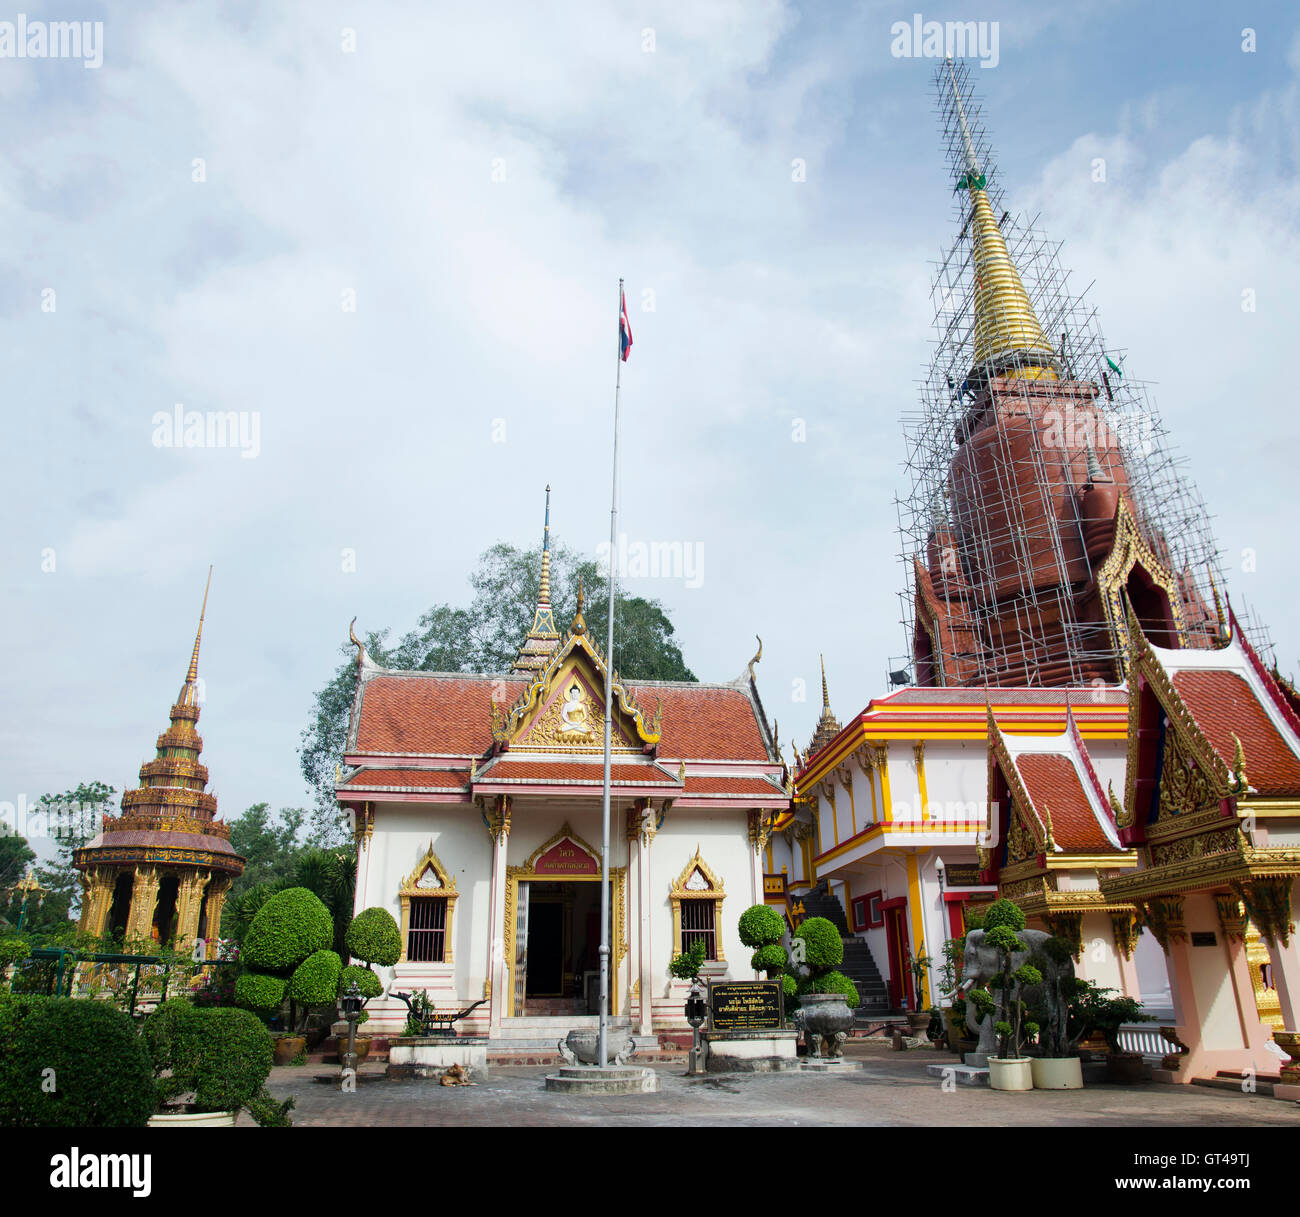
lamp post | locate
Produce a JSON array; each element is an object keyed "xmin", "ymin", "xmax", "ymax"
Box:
[
  {"xmin": 684, "ymin": 980, "xmax": 708, "ymax": 1076},
  {"xmin": 9, "ymin": 867, "xmax": 47, "ymax": 933},
  {"xmin": 340, "ymin": 981, "xmax": 363, "ymax": 1081}
]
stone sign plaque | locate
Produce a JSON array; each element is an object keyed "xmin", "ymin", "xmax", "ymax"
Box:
[{"xmin": 708, "ymin": 980, "xmax": 784, "ymax": 1032}]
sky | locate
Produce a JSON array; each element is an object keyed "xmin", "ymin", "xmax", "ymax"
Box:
[{"xmin": 3, "ymin": 1, "xmax": 1299, "ymax": 858}]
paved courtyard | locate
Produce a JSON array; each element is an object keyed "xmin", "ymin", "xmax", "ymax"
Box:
[{"xmin": 246, "ymin": 1040, "xmax": 1300, "ymax": 1127}]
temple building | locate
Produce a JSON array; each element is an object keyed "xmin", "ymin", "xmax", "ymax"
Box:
[
  {"xmin": 74, "ymin": 573, "xmax": 244, "ymax": 952},
  {"xmin": 787, "ymin": 61, "xmax": 1299, "ymax": 1090},
  {"xmin": 335, "ymin": 497, "xmax": 791, "ymax": 1040}
]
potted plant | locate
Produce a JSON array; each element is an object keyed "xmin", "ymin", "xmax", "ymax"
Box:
[
  {"xmin": 738, "ymin": 903, "xmax": 789, "ymax": 984},
  {"xmin": 906, "ymin": 951, "xmax": 933, "ymax": 1034},
  {"xmin": 1089, "ymin": 991, "xmax": 1152, "ymax": 1083},
  {"xmin": 232, "ymin": 886, "xmax": 338, "ymax": 1063},
  {"xmin": 1026, "ymin": 936, "xmax": 1090, "ymax": 1089},
  {"xmin": 937, "ymin": 936, "xmax": 968, "ymax": 1052},
  {"xmin": 143, "ymin": 998, "xmax": 284, "ymax": 1126},
  {"xmin": 789, "ymin": 917, "xmax": 858, "ymax": 1058},
  {"xmin": 980, "ymin": 899, "xmax": 1040, "ymax": 1091},
  {"xmin": 331, "ymin": 906, "xmax": 402, "ymax": 1063}
]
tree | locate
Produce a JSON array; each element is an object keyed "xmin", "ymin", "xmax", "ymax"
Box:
[
  {"xmin": 29, "ymin": 781, "xmax": 116, "ymax": 923},
  {"xmin": 299, "ymin": 540, "xmax": 697, "ymax": 830},
  {"xmin": 227, "ymin": 803, "xmax": 313, "ymax": 904}
]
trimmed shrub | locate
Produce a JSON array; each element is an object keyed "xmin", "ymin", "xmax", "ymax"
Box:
[
  {"xmin": 188, "ymin": 1008, "xmax": 273, "ymax": 1113},
  {"xmin": 339, "ymin": 964, "xmax": 383, "ymax": 1001},
  {"xmin": 751, "ymin": 944, "xmax": 788, "ymax": 976},
  {"xmin": 781, "ymin": 973, "xmax": 798, "ymax": 1004},
  {"xmin": 0, "ymin": 996, "xmax": 153, "ymax": 1126},
  {"xmin": 143, "ymin": 998, "xmax": 203, "ymax": 1101},
  {"xmin": 288, "ymin": 949, "xmax": 342, "ymax": 1006},
  {"xmin": 242, "ymin": 887, "xmax": 333, "ymax": 973},
  {"xmin": 792, "ymin": 917, "xmax": 843, "ymax": 969},
  {"xmin": 802, "ymin": 969, "xmax": 860, "ymax": 1009},
  {"xmin": 246, "ymin": 1086, "xmax": 295, "ymax": 1127},
  {"xmin": 234, "ymin": 971, "xmax": 286, "ymax": 1014},
  {"xmin": 981, "ymin": 897, "xmax": 1026, "ymax": 934},
  {"xmin": 345, "ymin": 907, "xmax": 402, "ymax": 968},
  {"xmin": 737, "ymin": 904, "xmax": 785, "ymax": 949}
]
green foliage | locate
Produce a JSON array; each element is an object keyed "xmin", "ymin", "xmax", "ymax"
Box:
[
  {"xmin": 339, "ymin": 964, "xmax": 383, "ymax": 1001},
  {"xmin": 1087, "ymin": 990, "xmax": 1153, "ymax": 1053},
  {"xmin": 968, "ymin": 988, "xmax": 995, "ymax": 1021},
  {"xmin": 299, "ymin": 541, "xmax": 697, "ymax": 830},
  {"xmin": 781, "ymin": 973, "xmax": 798, "ymax": 1005},
  {"xmin": 669, "ymin": 940, "xmax": 708, "ymax": 984},
  {"xmin": 737, "ymin": 903, "xmax": 785, "ymax": 949},
  {"xmin": 938, "ymin": 936, "xmax": 966, "ymax": 998},
  {"xmin": 146, "ymin": 1001, "xmax": 273, "ymax": 1115},
  {"xmin": 242, "ymin": 887, "xmax": 333, "ymax": 972},
  {"xmin": 345, "ymin": 907, "xmax": 402, "ymax": 968},
  {"xmin": 751, "ymin": 943, "xmax": 788, "ymax": 977},
  {"xmin": 0, "ymin": 936, "xmax": 31, "ymax": 979},
  {"xmin": 792, "ymin": 917, "xmax": 843, "ymax": 969},
  {"xmin": 246, "ymin": 1086, "xmax": 295, "ymax": 1127},
  {"xmin": 143, "ymin": 998, "xmax": 203, "ymax": 1099},
  {"xmin": 288, "ymin": 950, "xmax": 342, "ymax": 1006},
  {"xmin": 234, "ymin": 971, "xmax": 287, "ymax": 1014},
  {"xmin": 801, "ymin": 969, "xmax": 860, "ymax": 1009},
  {"xmin": 984, "ymin": 924, "xmax": 1022, "ymax": 954},
  {"xmin": 0, "ymin": 995, "xmax": 154, "ymax": 1126},
  {"xmin": 981, "ymin": 898, "xmax": 1026, "ymax": 933},
  {"xmin": 1014, "ymin": 964, "xmax": 1043, "ymax": 988}
]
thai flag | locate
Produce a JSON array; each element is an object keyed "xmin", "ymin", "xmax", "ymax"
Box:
[{"xmin": 620, "ymin": 287, "xmax": 633, "ymax": 362}]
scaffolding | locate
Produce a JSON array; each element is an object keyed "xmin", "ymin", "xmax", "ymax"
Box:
[{"xmin": 893, "ymin": 60, "xmax": 1238, "ymax": 688}]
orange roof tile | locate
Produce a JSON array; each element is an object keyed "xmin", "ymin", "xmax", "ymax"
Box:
[
  {"xmin": 340, "ymin": 768, "xmax": 468, "ymax": 789},
  {"xmin": 682, "ymin": 775, "xmax": 785, "ymax": 797},
  {"xmin": 477, "ymin": 759, "xmax": 679, "ymax": 785},
  {"xmin": 629, "ymin": 684, "xmax": 769, "ymax": 760},
  {"xmin": 1013, "ymin": 753, "xmax": 1111, "ymax": 851},
  {"xmin": 1171, "ymin": 670, "xmax": 1300, "ymax": 797}
]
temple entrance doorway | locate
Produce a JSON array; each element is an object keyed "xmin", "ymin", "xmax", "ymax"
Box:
[{"xmin": 516, "ymin": 880, "xmax": 606, "ymax": 1016}]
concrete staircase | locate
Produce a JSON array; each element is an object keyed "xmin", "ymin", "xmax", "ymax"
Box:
[{"xmin": 797, "ymin": 881, "xmax": 891, "ymax": 1021}]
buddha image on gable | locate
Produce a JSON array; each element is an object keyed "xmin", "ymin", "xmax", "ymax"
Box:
[{"xmin": 559, "ymin": 681, "xmax": 591, "ymax": 735}]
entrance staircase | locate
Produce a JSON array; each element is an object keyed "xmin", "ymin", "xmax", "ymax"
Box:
[{"xmin": 797, "ymin": 881, "xmax": 891, "ymax": 1023}]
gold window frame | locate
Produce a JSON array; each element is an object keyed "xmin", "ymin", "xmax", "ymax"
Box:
[
  {"xmin": 398, "ymin": 844, "xmax": 458, "ymax": 963},
  {"xmin": 670, "ymin": 846, "xmax": 726, "ymax": 962}
]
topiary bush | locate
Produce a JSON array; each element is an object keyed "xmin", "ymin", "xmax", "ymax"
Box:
[
  {"xmin": 234, "ymin": 971, "xmax": 287, "ymax": 1015},
  {"xmin": 345, "ymin": 907, "xmax": 402, "ymax": 968},
  {"xmin": 751, "ymin": 943, "xmax": 788, "ymax": 975},
  {"xmin": 288, "ymin": 949, "xmax": 342, "ymax": 1006},
  {"xmin": 242, "ymin": 887, "xmax": 333, "ymax": 973},
  {"xmin": 737, "ymin": 904, "xmax": 785, "ymax": 949},
  {"xmin": 792, "ymin": 917, "xmax": 843, "ymax": 969},
  {"xmin": 802, "ymin": 969, "xmax": 860, "ymax": 1009},
  {"xmin": 0, "ymin": 995, "xmax": 154, "ymax": 1126},
  {"xmin": 339, "ymin": 964, "xmax": 383, "ymax": 1001},
  {"xmin": 145, "ymin": 1000, "xmax": 275, "ymax": 1118},
  {"xmin": 981, "ymin": 897, "xmax": 1026, "ymax": 934}
]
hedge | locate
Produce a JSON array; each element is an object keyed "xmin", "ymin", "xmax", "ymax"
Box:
[
  {"xmin": 792, "ymin": 917, "xmax": 843, "ymax": 969},
  {"xmin": 345, "ymin": 907, "xmax": 402, "ymax": 968},
  {"xmin": 144, "ymin": 1000, "xmax": 272, "ymax": 1114},
  {"xmin": 288, "ymin": 949, "xmax": 342, "ymax": 1006},
  {"xmin": 242, "ymin": 887, "xmax": 333, "ymax": 973},
  {"xmin": 0, "ymin": 996, "xmax": 154, "ymax": 1126}
]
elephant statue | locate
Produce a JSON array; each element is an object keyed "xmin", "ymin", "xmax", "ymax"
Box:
[{"xmin": 957, "ymin": 928, "xmax": 1073, "ymax": 1058}]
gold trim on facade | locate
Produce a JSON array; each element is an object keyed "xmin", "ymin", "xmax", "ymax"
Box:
[
  {"xmin": 669, "ymin": 846, "xmax": 726, "ymax": 963},
  {"xmin": 397, "ymin": 843, "xmax": 459, "ymax": 964}
]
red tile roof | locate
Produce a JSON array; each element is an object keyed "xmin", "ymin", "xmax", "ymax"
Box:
[
  {"xmin": 1013, "ymin": 753, "xmax": 1112, "ymax": 851},
  {"xmin": 340, "ymin": 768, "xmax": 468, "ymax": 789},
  {"xmin": 628, "ymin": 684, "xmax": 769, "ymax": 760},
  {"xmin": 682, "ymin": 776, "xmax": 784, "ymax": 796},
  {"xmin": 1171, "ymin": 670, "xmax": 1300, "ymax": 797},
  {"xmin": 476, "ymin": 759, "xmax": 679, "ymax": 785}
]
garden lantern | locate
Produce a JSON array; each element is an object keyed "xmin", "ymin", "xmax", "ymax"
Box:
[
  {"xmin": 340, "ymin": 980, "xmax": 363, "ymax": 1079},
  {"xmin": 684, "ymin": 980, "xmax": 708, "ymax": 1076}
]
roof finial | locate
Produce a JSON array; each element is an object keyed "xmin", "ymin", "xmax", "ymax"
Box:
[
  {"xmin": 1207, "ymin": 565, "xmax": 1228, "ymax": 643},
  {"xmin": 1083, "ymin": 440, "xmax": 1107, "ymax": 488},
  {"xmin": 511, "ymin": 489, "xmax": 562, "ymax": 671},
  {"xmin": 570, "ymin": 576, "xmax": 587, "ymax": 635},
  {"xmin": 820, "ymin": 653, "xmax": 830, "ymax": 708},
  {"xmin": 539, "ymin": 485, "xmax": 553, "ymax": 606},
  {"xmin": 185, "ymin": 566, "xmax": 212, "ymax": 687}
]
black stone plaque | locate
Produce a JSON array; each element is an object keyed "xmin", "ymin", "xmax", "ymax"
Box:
[{"xmin": 708, "ymin": 980, "xmax": 784, "ymax": 1031}]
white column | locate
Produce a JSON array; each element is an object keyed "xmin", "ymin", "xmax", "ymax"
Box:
[
  {"xmin": 637, "ymin": 810, "xmax": 655, "ymax": 1036},
  {"xmin": 486, "ymin": 799, "xmax": 510, "ymax": 1038}
]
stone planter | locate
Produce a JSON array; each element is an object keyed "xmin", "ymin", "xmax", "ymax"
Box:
[
  {"xmin": 1272, "ymin": 1030, "xmax": 1300, "ymax": 1082},
  {"xmin": 1105, "ymin": 1051, "xmax": 1145, "ymax": 1084},
  {"xmin": 906, "ymin": 1010, "xmax": 932, "ymax": 1036},
  {"xmin": 559, "ymin": 1027, "xmax": 636, "ymax": 1066},
  {"xmin": 148, "ymin": 1109, "xmax": 237, "ymax": 1127},
  {"xmin": 1031, "ymin": 1057, "xmax": 1083, "ymax": 1090},
  {"xmin": 987, "ymin": 1057, "xmax": 1033, "ymax": 1091},
  {"xmin": 272, "ymin": 1034, "xmax": 307, "ymax": 1065},
  {"xmin": 798, "ymin": 993, "xmax": 854, "ymax": 1059}
]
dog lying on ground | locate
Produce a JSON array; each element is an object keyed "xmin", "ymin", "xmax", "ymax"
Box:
[{"xmin": 439, "ymin": 1064, "xmax": 476, "ymax": 1086}]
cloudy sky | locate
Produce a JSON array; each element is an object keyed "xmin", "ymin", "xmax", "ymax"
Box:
[{"xmin": 4, "ymin": 1, "xmax": 1298, "ymax": 851}]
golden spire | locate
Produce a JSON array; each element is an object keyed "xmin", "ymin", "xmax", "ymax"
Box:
[
  {"xmin": 511, "ymin": 488, "xmax": 561, "ymax": 672},
  {"xmin": 179, "ymin": 566, "xmax": 212, "ymax": 707},
  {"xmin": 945, "ymin": 59, "xmax": 1057, "ymax": 382},
  {"xmin": 539, "ymin": 484, "xmax": 552, "ymax": 606},
  {"xmin": 807, "ymin": 654, "xmax": 842, "ymax": 759},
  {"xmin": 570, "ymin": 576, "xmax": 587, "ymax": 635},
  {"xmin": 820, "ymin": 653, "xmax": 830, "ymax": 708}
]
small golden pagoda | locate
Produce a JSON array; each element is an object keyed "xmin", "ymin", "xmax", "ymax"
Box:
[
  {"xmin": 74, "ymin": 571, "xmax": 244, "ymax": 952},
  {"xmin": 805, "ymin": 656, "xmax": 842, "ymax": 759}
]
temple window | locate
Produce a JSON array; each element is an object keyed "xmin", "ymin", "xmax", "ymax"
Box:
[
  {"xmin": 397, "ymin": 844, "xmax": 459, "ymax": 964},
  {"xmin": 669, "ymin": 848, "xmax": 726, "ymax": 964}
]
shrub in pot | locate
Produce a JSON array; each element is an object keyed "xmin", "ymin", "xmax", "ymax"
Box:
[
  {"xmin": 789, "ymin": 917, "xmax": 858, "ymax": 1057},
  {"xmin": 334, "ymin": 906, "xmax": 400, "ymax": 1056},
  {"xmin": 0, "ymin": 994, "xmax": 154, "ymax": 1126},
  {"xmin": 1088, "ymin": 992, "xmax": 1152, "ymax": 1083},
  {"xmin": 937, "ymin": 936, "xmax": 969, "ymax": 1051},
  {"xmin": 1025, "ymin": 936, "xmax": 1090, "ymax": 1089},
  {"xmin": 981, "ymin": 899, "xmax": 1041, "ymax": 1091}
]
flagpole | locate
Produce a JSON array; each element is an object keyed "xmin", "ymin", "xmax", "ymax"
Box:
[{"xmin": 599, "ymin": 279, "xmax": 624, "ymax": 1070}]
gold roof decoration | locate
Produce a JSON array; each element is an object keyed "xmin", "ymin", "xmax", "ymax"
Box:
[
  {"xmin": 511, "ymin": 485, "xmax": 562, "ymax": 673},
  {"xmin": 806, "ymin": 655, "xmax": 842, "ymax": 759},
  {"xmin": 570, "ymin": 575, "xmax": 587, "ymax": 636},
  {"xmin": 946, "ymin": 58, "xmax": 1057, "ymax": 382}
]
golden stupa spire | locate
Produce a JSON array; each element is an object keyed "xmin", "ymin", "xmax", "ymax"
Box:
[
  {"xmin": 511, "ymin": 488, "xmax": 562, "ymax": 672},
  {"xmin": 945, "ymin": 58, "xmax": 1057, "ymax": 382},
  {"xmin": 807, "ymin": 654, "xmax": 842, "ymax": 759},
  {"xmin": 178, "ymin": 566, "xmax": 212, "ymax": 707},
  {"xmin": 821, "ymin": 653, "xmax": 831, "ymax": 708},
  {"xmin": 538, "ymin": 484, "xmax": 552, "ymax": 605}
]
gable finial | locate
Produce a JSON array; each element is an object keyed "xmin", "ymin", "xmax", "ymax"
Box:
[{"xmin": 570, "ymin": 576, "xmax": 587, "ymax": 635}]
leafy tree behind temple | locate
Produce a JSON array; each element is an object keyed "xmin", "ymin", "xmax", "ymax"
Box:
[{"xmin": 299, "ymin": 541, "xmax": 697, "ymax": 833}]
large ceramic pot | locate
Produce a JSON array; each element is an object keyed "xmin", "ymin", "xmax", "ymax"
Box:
[
  {"xmin": 1031, "ymin": 1056, "xmax": 1083, "ymax": 1090},
  {"xmin": 987, "ymin": 1057, "xmax": 1033, "ymax": 1091},
  {"xmin": 906, "ymin": 1010, "xmax": 932, "ymax": 1035},
  {"xmin": 148, "ymin": 1109, "xmax": 237, "ymax": 1127},
  {"xmin": 272, "ymin": 1034, "xmax": 307, "ymax": 1066},
  {"xmin": 561, "ymin": 1027, "xmax": 636, "ymax": 1066},
  {"xmin": 800, "ymin": 993, "xmax": 855, "ymax": 1059},
  {"xmin": 1271, "ymin": 1030, "xmax": 1300, "ymax": 1082},
  {"xmin": 1105, "ymin": 1051, "xmax": 1145, "ymax": 1084}
]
